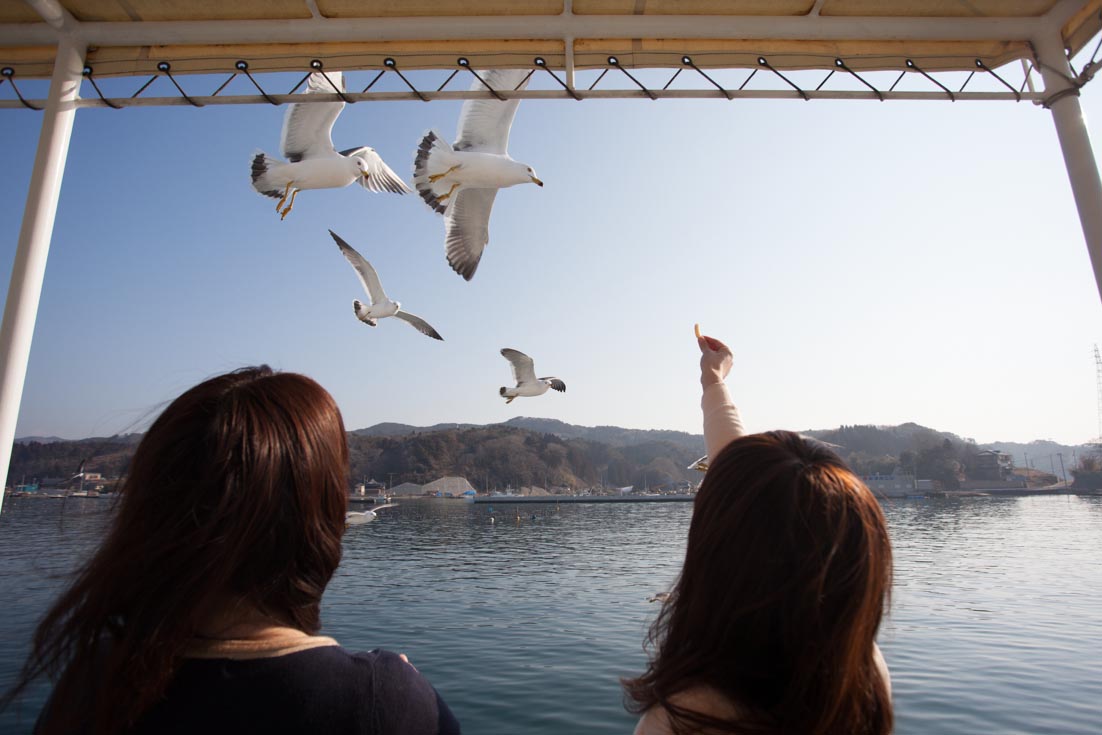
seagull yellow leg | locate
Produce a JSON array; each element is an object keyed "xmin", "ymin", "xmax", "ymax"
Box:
[
  {"xmin": 280, "ymin": 188, "xmax": 300, "ymax": 220},
  {"xmin": 427, "ymin": 165, "xmax": 460, "ymax": 184},
  {"xmin": 506, "ymin": 396, "xmax": 515, "ymax": 404},
  {"xmin": 437, "ymin": 182, "xmax": 460, "ymax": 203},
  {"xmin": 275, "ymin": 181, "xmax": 293, "ymax": 212}
]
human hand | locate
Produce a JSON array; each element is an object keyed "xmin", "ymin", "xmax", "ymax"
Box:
[
  {"xmin": 696, "ymin": 326, "xmax": 732, "ymax": 388},
  {"xmin": 399, "ymin": 653, "xmax": 418, "ymax": 671}
]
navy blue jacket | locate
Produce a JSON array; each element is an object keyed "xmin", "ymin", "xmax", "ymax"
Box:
[{"xmin": 39, "ymin": 646, "xmax": 461, "ymax": 735}]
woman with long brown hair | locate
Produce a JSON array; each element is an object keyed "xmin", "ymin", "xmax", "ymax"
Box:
[
  {"xmin": 625, "ymin": 334, "xmax": 893, "ymax": 735},
  {"xmin": 2, "ymin": 366, "xmax": 459, "ymax": 735}
]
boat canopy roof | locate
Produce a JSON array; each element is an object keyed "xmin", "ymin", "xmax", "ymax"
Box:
[{"xmin": 2, "ymin": 0, "xmax": 1100, "ymax": 79}]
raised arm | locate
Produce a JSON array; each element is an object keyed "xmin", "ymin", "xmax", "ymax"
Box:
[{"xmin": 698, "ymin": 332, "xmax": 744, "ymax": 461}]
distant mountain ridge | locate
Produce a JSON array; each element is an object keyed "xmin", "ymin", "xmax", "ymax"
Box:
[
  {"xmin": 352, "ymin": 416, "xmax": 706, "ymax": 452},
  {"xmin": 979, "ymin": 439, "xmax": 1090, "ymax": 469},
  {"xmin": 13, "ymin": 436, "xmax": 68, "ymax": 445},
  {"xmin": 352, "ymin": 417, "xmax": 1092, "ymax": 465},
  {"xmin": 12, "ymin": 421, "xmax": 1093, "ymax": 489},
  {"xmin": 805, "ymin": 422, "xmax": 966, "ymax": 458}
]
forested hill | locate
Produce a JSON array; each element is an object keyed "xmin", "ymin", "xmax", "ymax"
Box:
[
  {"xmin": 347, "ymin": 426, "xmax": 701, "ymax": 489},
  {"xmin": 8, "ymin": 426, "xmax": 704, "ymax": 491},
  {"xmin": 352, "ymin": 416, "xmax": 706, "ymax": 452},
  {"xmin": 8, "ymin": 434, "xmax": 142, "ymax": 485},
  {"xmin": 9, "ymin": 419, "xmax": 1091, "ymax": 490},
  {"xmin": 801, "ymin": 424, "xmax": 1091, "ymax": 489},
  {"xmin": 806, "ymin": 422, "xmax": 959, "ymax": 456}
]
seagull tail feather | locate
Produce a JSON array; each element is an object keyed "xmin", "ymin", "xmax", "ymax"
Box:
[
  {"xmin": 250, "ymin": 151, "xmax": 284, "ymax": 199},
  {"xmin": 413, "ymin": 130, "xmax": 455, "ymax": 215},
  {"xmin": 353, "ymin": 300, "xmax": 377, "ymax": 326}
]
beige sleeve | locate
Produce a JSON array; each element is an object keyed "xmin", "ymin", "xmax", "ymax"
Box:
[
  {"xmin": 873, "ymin": 643, "xmax": 892, "ymax": 702},
  {"xmin": 702, "ymin": 382, "xmax": 744, "ymax": 461}
]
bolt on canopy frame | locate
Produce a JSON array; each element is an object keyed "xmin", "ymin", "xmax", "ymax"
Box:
[{"xmin": 1, "ymin": 0, "xmax": 1101, "ymax": 512}]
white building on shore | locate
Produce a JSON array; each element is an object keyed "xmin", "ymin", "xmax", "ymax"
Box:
[{"xmin": 423, "ymin": 477, "xmax": 476, "ymax": 497}]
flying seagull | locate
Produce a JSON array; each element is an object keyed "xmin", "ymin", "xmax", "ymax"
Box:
[
  {"xmin": 346, "ymin": 503, "xmax": 398, "ymax": 526},
  {"xmin": 499, "ymin": 348, "xmax": 565, "ymax": 404},
  {"xmin": 413, "ymin": 69, "xmax": 543, "ymax": 280},
  {"xmin": 251, "ymin": 70, "xmax": 410, "ymax": 219},
  {"xmin": 329, "ymin": 231, "xmax": 443, "ymax": 341}
]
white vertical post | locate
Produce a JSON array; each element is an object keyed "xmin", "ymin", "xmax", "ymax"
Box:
[
  {"xmin": 0, "ymin": 37, "xmax": 85, "ymax": 513},
  {"xmin": 1033, "ymin": 30, "xmax": 1102, "ymax": 305},
  {"xmin": 562, "ymin": 0, "xmax": 575, "ymax": 89}
]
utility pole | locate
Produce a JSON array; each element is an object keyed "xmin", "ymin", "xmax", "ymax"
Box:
[
  {"xmin": 388, "ymin": 472, "xmax": 396, "ymax": 490},
  {"xmin": 1058, "ymin": 453, "xmax": 1067, "ymax": 487},
  {"xmin": 1095, "ymin": 345, "xmax": 1102, "ymax": 442}
]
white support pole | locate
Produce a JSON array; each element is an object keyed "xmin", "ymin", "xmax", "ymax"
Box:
[
  {"xmin": 1033, "ymin": 30, "xmax": 1102, "ymax": 305},
  {"xmin": 0, "ymin": 37, "xmax": 84, "ymax": 512}
]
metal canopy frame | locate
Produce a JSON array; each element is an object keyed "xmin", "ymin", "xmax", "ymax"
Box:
[
  {"xmin": 1, "ymin": 0, "xmax": 1101, "ymax": 511},
  {"xmin": 0, "ymin": 57, "xmax": 1066, "ymax": 107}
]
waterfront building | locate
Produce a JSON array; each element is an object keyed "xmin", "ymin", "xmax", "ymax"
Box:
[
  {"xmin": 423, "ymin": 477, "xmax": 476, "ymax": 497},
  {"xmin": 971, "ymin": 450, "xmax": 1015, "ymax": 481},
  {"xmin": 388, "ymin": 482, "xmax": 424, "ymax": 497},
  {"xmin": 862, "ymin": 472, "xmax": 917, "ymax": 498}
]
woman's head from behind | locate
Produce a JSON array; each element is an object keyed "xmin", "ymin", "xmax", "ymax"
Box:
[
  {"xmin": 628, "ymin": 431, "xmax": 892, "ymax": 735},
  {"xmin": 20, "ymin": 366, "xmax": 349, "ymax": 733},
  {"xmin": 112, "ymin": 365, "xmax": 349, "ymax": 630}
]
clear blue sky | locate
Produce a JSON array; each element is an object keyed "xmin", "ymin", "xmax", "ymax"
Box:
[{"xmin": 2, "ymin": 60, "xmax": 1102, "ymax": 445}]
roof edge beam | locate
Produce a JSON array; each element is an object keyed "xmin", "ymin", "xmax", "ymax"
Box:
[
  {"xmin": 0, "ymin": 15, "xmax": 1052, "ymax": 48},
  {"xmin": 1044, "ymin": 0, "xmax": 1097, "ymax": 35},
  {"xmin": 22, "ymin": 0, "xmax": 77, "ymax": 34}
]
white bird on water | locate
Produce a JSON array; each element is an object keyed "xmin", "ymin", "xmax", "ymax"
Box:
[
  {"xmin": 328, "ymin": 231, "xmax": 444, "ymax": 341},
  {"xmin": 346, "ymin": 503, "xmax": 399, "ymax": 526},
  {"xmin": 251, "ymin": 70, "xmax": 410, "ymax": 219},
  {"xmin": 413, "ymin": 69, "xmax": 543, "ymax": 280},
  {"xmin": 499, "ymin": 348, "xmax": 566, "ymax": 404}
]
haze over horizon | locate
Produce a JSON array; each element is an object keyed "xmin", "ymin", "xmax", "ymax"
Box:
[{"xmin": 3, "ymin": 60, "xmax": 1102, "ymax": 447}]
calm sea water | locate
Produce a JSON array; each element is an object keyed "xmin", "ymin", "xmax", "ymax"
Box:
[{"xmin": 1, "ymin": 495, "xmax": 1100, "ymax": 734}]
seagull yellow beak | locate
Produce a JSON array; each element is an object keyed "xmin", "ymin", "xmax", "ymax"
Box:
[{"xmin": 530, "ymin": 176, "xmax": 544, "ymax": 187}]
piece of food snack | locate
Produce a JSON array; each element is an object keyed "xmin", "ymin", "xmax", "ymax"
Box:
[{"xmin": 694, "ymin": 323, "xmax": 702, "ymax": 339}]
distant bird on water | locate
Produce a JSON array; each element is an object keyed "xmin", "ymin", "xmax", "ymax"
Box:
[
  {"xmin": 499, "ymin": 348, "xmax": 565, "ymax": 404},
  {"xmin": 346, "ymin": 503, "xmax": 398, "ymax": 526},
  {"xmin": 251, "ymin": 70, "xmax": 410, "ymax": 219},
  {"xmin": 328, "ymin": 231, "xmax": 443, "ymax": 341},
  {"xmin": 413, "ymin": 69, "xmax": 543, "ymax": 280}
]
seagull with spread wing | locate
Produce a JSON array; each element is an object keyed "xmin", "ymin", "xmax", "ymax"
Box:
[
  {"xmin": 499, "ymin": 348, "xmax": 565, "ymax": 404},
  {"xmin": 346, "ymin": 503, "xmax": 398, "ymax": 526},
  {"xmin": 413, "ymin": 69, "xmax": 543, "ymax": 280},
  {"xmin": 329, "ymin": 230, "xmax": 443, "ymax": 341},
  {"xmin": 251, "ymin": 70, "xmax": 410, "ymax": 219}
]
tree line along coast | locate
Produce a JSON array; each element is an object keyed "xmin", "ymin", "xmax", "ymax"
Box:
[{"xmin": 7, "ymin": 418, "xmax": 1100, "ymax": 498}]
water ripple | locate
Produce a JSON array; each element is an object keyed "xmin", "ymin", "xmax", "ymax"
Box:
[{"xmin": 1, "ymin": 496, "xmax": 1100, "ymax": 734}]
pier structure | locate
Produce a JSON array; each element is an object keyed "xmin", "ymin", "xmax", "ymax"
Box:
[{"xmin": 470, "ymin": 494, "xmax": 694, "ymax": 505}]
